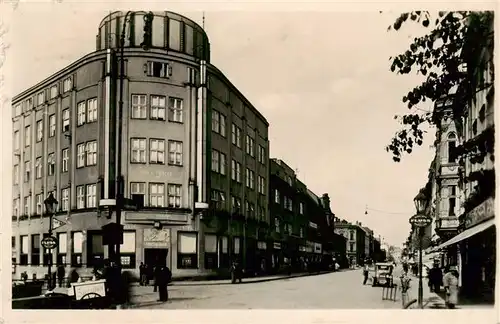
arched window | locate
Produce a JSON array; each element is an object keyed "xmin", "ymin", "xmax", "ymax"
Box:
[{"xmin": 447, "ymin": 132, "xmax": 457, "ymax": 163}]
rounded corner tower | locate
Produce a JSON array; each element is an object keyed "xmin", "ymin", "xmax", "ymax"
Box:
[{"xmin": 96, "ymin": 10, "xmax": 210, "ymax": 63}]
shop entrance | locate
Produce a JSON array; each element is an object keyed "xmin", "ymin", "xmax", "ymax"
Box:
[{"xmin": 144, "ymin": 248, "xmax": 169, "ymax": 268}]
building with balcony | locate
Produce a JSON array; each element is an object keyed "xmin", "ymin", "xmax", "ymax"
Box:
[
  {"xmin": 11, "ymin": 10, "xmax": 269, "ymax": 280},
  {"xmin": 430, "ymin": 13, "xmax": 495, "ymax": 303}
]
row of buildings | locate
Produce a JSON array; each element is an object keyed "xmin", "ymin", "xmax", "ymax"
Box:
[
  {"xmin": 11, "ymin": 11, "xmax": 385, "ymax": 280},
  {"xmin": 404, "ymin": 13, "xmax": 495, "ymax": 304}
]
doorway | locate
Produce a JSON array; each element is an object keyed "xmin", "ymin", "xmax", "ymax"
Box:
[{"xmin": 144, "ymin": 248, "xmax": 169, "ymax": 268}]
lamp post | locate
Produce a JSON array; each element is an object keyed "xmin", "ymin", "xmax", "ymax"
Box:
[
  {"xmin": 43, "ymin": 193, "xmax": 58, "ymax": 290},
  {"xmin": 409, "ymin": 190, "xmax": 431, "ymax": 309}
]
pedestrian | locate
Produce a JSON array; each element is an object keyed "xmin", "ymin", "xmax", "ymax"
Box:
[
  {"xmin": 428, "ymin": 261, "xmax": 443, "ymax": 293},
  {"xmin": 362, "ymin": 263, "xmax": 369, "ymax": 285},
  {"xmin": 443, "ymin": 265, "xmax": 459, "ymax": 309},
  {"xmin": 57, "ymin": 263, "xmax": 65, "ymax": 288},
  {"xmin": 157, "ymin": 265, "xmax": 172, "ymax": 302},
  {"xmin": 153, "ymin": 263, "xmax": 161, "ymax": 292},
  {"xmin": 139, "ymin": 262, "xmax": 146, "ymax": 286},
  {"xmin": 402, "ymin": 262, "xmax": 409, "ymax": 274}
]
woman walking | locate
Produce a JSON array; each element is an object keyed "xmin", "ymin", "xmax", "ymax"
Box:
[{"xmin": 443, "ymin": 265, "xmax": 459, "ymax": 309}]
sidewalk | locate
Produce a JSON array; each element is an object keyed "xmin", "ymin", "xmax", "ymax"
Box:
[{"xmin": 404, "ymin": 274, "xmax": 446, "ymax": 309}]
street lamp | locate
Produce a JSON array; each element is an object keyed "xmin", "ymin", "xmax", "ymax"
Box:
[
  {"xmin": 412, "ymin": 190, "xmax": 430, "ymax": 309},
  {"xmin": 44, "ymin": 193, "xmax": 58, "ymax": 290}
]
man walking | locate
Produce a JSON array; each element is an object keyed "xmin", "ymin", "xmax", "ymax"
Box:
[
  {"xmin": 428, "ymin": 261, "xmax": 443, "ymax": 293},
  {"xmin": 363, "ymin": 263, "xmax": 370, "ymax": 285},
  {"xmin": 139, "ymin": 262, "xmax": 146, "ymax": 286},
  {"xmin": 57, "ymin": 263, "xmax": 65, "ymax": 288},
  {"xmin": 157, "ymin": 265, "xmax": 172, "ymax": 302}
]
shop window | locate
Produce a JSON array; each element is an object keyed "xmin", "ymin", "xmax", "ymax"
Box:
[
  {"xmin": 219, "ymin": 236, "xmax": 230, "ymax": 268},
  {"xmin": 233, "ymin": 237, "xmax": 240, "ymax": 255},
  {"xmin": 120, "ymin": 231, "xmax": 136, "ymax": 269},
  {"xmin": 204, "ymin": 234, "xmax": 218, "ymax": 269},
  {"xmin": 177, "ymin": 232, "xmax": 197, "ymax": 269},
  {"xmin": 20, "ymin": 236, "xmax": 28, "ymax": 265},
  {"xmin": 31, "ymin": 234, "xmax": 40, "ymax": 266},
  {"xmin": 71, "ymin": 232, "xmax": 83, "ymax": 267},
  {"xmin": 88, "ymin": 232, "xmax": 104, "ymax": 268},
  {"xmin": 57, "ymin": 232, "xmax": 67, "ymax": 265}
]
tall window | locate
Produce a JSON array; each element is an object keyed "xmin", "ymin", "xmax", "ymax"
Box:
[
  {"xmin": 63, "ymin": 77, "xmax": 72, "ymax": 92},
  {"xmin": 130, "ymin": 182, "xmax": 146, "ymax": 207},
  {"xmin": 24, "ymin": 160, "xmax": 31, "ymax": 182},
  {"xmin": 77, "ymin": 101, "xmax": 86, "ymax": 126},
  {"xmin": 258, "ymin": 176, "xmax": 265, "ymax": 194},
  {"xmin": 274, "ymin": 189, "xmax": 280, "ymax": 204},
  {"xmin": 76, "ymin": 185, "xmax": 85, "ymax": 209},
  {"xmin": 211, "ymin": 150, "xmax": 219, "ymax": 172},
  {"xmin": 13, "ymin": 198, "xmax": 19, "ymax": 217},
  {"xmin": 71, "ymin": 232, "xmax": 83, "ymax": 267},
  {"xmin": 36, "ymin": 120, "xmax": 43, "ymax": 142},
  {"xmin": 61, "ymin": 188, "xmax": 69, "ymax": 211},
  {"xmin": 168, "ymin": 97, "xmax": 183, "ymax": 122},
  {"xmin": 87, "ymin": 98, "xmax": 98, "ymax": 122},
  {"xmin": 231, "ymin": 124, "xmax": 241, "ymax": 148},
  {"xmin": 36, "ymin": 194, "xmax": 43, "ymax": 215},
  {"xmin": 204, "ymin": 234, "xmax": 218, "ymax": 269},
  {"xmin": 131, "ymin": 94, "xmax": 147, "ymax": 119},
  {"xmin": 448, "ymin": 185, "xmax": 457, "ymax": 216},
  {"xmin": 231, "ymin": 196, "xmax": 241, "ymax": 214},
  {"xmin": 47, "ymin": 153, "xmax": 55, "ymax": 175},
  {"xmin": 35, "ymin": 157, "xmax": 42, "ymax": 179},
  {"xmin": 275, "ymin": 218, "xmax": 280, "ymax": 233},
  {"xmin": 245, "ymin": 168, "xmax": 254, "ymax": 189},
  {"xmin": 49, "ymin": 114, "xmax": 56, "ymax": 137},
  {"xmin": 62, "ymin": 148, "xmax": 69, "ymax": 172},
  {"xmin": 24, "ymin": 125, "xmax": 31, "ymax": 147},
  {"xmin": 168, "ymin": 141, "xmax": 183, "ymax": 165},
  {"xmin": 77, "ymin": 143, "xmax": 85, "ymax": 168},
  {"xmin": 50, "ymin": 85, "xmax": 58, "ymax": 99},
  {"xmin": 258, "ymin": 145, "xmax": 266, "ymax": 164},
  {"xmin": 26, "ymin": 98, "xmax": 33, "ymax": 110},
  {"xmin": 31, "ymin": 234, "xmax": 40, "ymax": 266},
  {"xmin": 86, "ymin": 184, "xmax": 97, "ymax": 208},
  {"xmin": 246, "ymin": 135, "xmax": 255, "ymax": 157},
  {"xmin": 168, "ymin": 184, "xmax": 182, "ymax": 208},
  {"xmin": 231, "ymin": 160, "xmax": 241, "ymax": 182},
  {"xmin": 350, "ymin": 242, "xmax": 355, "ymax": 252},
  {"xmin": 13, "ymin": 131, "xmax": 19, "ymax": 150},
  {"xmin": 149, "ymin": 139, "xmax": 165, "ymax": 164},
  {"xmin": 350, "ymin": 231, "xmax": 354, "ymax": 240},
  {"xmin": 149, "ymin": 183, "xmax": 165, "ymax": 207},
  {"xmin": 211, "ymin": 190, "xmax": 225, "ymax": 209},
  {"xmin": 177, "ymin": 232, "xmax": 197, "ymax": 269},
  {"xmin": 20, "ymin": 236, "xmax": 28, "ymax": 265},
  {"xmin": 299, "ymin": 202, "xmax": 304, "ymax": 214},
  {"xmin": 150, "ymin": 95, "xmax": 166, "ymax": 120},
  {"xmin": 120, "ymin": 232, "xmax": 136, "ymax": 269},
  {"xmin": 130, "ymin": 138, "xmax": 146, "ymax": 163},
  {"xmin": 447, "ymin": 133, "xmax": 457, "ymax": 163},
  {"xmin": 57, "ymin": 233, "xmax": 67, "ymax": 265},
  {"xmin": 62, "ymin": 109, "xmax": 70, "ymax": 132},
  {"xmin": 38, "ymin": 92, "xmax": 45, "ymax": 105},
  {"xmin": 86, "ymin": 141, "xmax": 97, "ymax": 166},
  {"xmin": 212, "ymin": 110, "xmax": 226, "ymax": 136}
]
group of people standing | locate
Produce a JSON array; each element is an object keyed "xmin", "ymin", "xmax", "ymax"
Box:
[{"xmin": 139, "ymin": 262, "xmax": 172, "ymax": 302}]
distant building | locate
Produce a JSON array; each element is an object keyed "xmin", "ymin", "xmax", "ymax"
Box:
[{"xmin": 333, "ymin": 219, "xmax": 368, "ymax": 265}]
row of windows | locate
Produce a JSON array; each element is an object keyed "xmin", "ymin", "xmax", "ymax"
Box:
[
  {"xmin": 13, "ymin": 184, "xmax": 97, "ymax": 217},
  {"xmin": 230, "ymin": 160, "xmax": 266, "ymax": 194},
  {"xmin": 273, "ymin": 217, "xmax": 304, "ymax": 237},
  {"xmin": 13, "ymin": 77, "xmax": 73, "ymax": 118},
  {"xmin": 273, "ymin": 189, "xmax": 304, "ymax": 214},
  {"xmin": 12, "ymin": 181, "xmax": 185, "ymax": 217},
  {"xmin": 130, "ymin": 138, "xmax": 183, "ymax": 165},
  {"xmin": 130, "ymin": 182, "xmax": 182, "ymax": 208},
  {"xmin": 131, "ymin": 94, "xmax": 183, "ymax": 122}
]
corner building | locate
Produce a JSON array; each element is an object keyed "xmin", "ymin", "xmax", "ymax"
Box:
[{"xmin": 11, "ymin": 11, "xmax": 269, "ymax": 280}]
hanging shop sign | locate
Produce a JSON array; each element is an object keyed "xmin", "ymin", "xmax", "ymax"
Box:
[
  {"xmin": 306, "ymin": 241, "xmax": 314, "ymax": 253},
  {"xmin": 299, "ymin": 246, "xmax": 306, "ymax": 252},
  {"xmin": 314, "ymin": 243, "xmax": 322, "ymax": 254},
  {"xmin": 273, "ymin": 242, "xmax": 281, "ymax": 250}
]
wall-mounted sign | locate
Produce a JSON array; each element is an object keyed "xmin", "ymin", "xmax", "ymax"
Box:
[
  {"xmin": 299, "ymin": 246, "xmax": 306, "ymax": 252},
  {"xmin": 273, "ymin": 242, "xmax": 281, "ymax": 250},
  {"xmin": 314, "ymin": 243, "xmax": 322, "ymax": 254},
  {"xmin": 143, "ymin": 228, "xmax": 170, "ymax": 248},
  {"xmin": 465, "ymin": 197, "xmax": 494, "ymax": 229},
  {"xmin": 309, "ymin": 222, "xmax": 318, "ymax": 229}
]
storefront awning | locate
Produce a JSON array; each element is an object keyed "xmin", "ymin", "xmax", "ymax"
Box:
[{"xmin": 431, "ymin": 218, "xmax": 495, "ymax": 252}]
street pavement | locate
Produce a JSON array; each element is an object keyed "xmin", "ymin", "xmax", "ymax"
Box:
[{"xmin": 129, "ymin": 269, "xmax": 405, "ymax": 309}]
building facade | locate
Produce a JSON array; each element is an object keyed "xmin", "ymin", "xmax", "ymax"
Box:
[
  {"xmin": 333, "ymin": 220, "xmax": 368, "ymax": 266},
  {"xmin": 11, "ymin": 11, "xmax": 269, "ymax": 279}
]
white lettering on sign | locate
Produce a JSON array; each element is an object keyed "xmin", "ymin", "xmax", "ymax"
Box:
[
  {"xmin": 144, "ymin": 228, "xmax": 170, "ymax": 248},
  {"xmin": 73, "ymin": 279, "xmax": 106, "ymax": 300},
  {"xmin": 466, "ymin": 197, "xmax": 494, "ymax": 228},
  {"xmin": 273, "ymin": 242, "xmax": 281, "ymax": 249}
]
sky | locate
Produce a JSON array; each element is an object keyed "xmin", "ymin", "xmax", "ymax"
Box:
[{"xmin": 1, "ymin": 2, "xmax": 464, "ymax": 247}]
